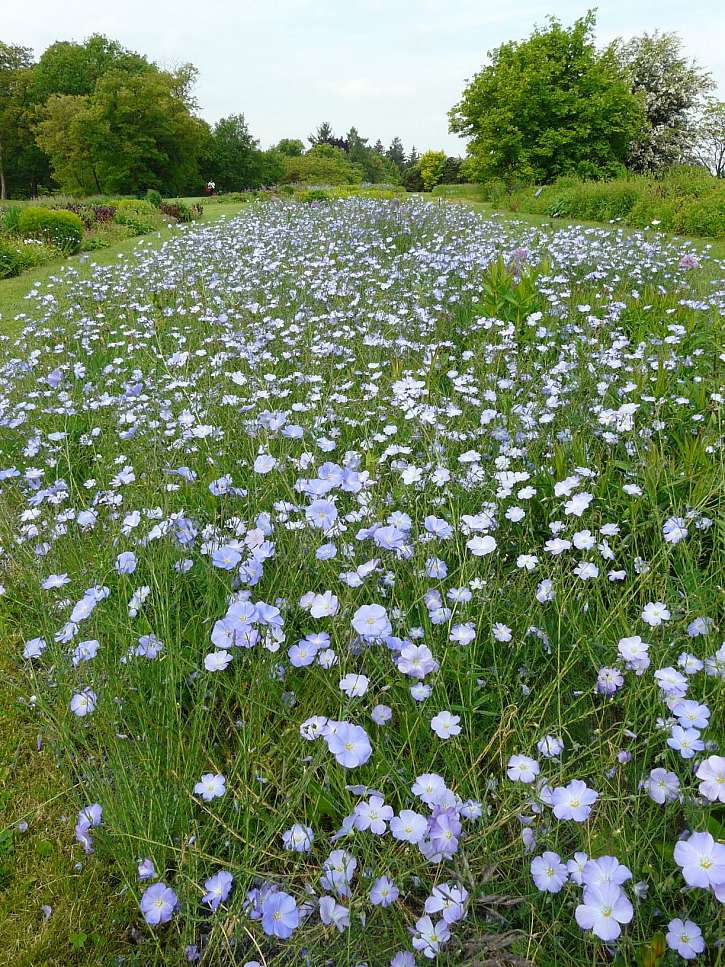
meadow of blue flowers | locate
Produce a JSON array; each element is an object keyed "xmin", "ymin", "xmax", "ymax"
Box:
[{"xmin": 1, "ymin": 197, "xmax": 723, "ymax": 965}]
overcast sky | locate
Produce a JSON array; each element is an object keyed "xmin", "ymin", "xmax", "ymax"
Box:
[{"xmin": 6, "ymin": 0, "xmax": 724, "ymax": 155}]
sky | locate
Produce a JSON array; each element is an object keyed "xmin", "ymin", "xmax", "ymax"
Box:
[{"xmin": 5, "ymin": 0, "xmax": 725, "ymax": 155}]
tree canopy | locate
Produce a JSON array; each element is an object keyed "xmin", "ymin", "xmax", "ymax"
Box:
[
  {"xmin": 610, "ymin": 31, "xmax": 713, "ymax": 172},
  {"xmin": 450, "ymin": 13, "xmax": 646, "ymax": 184},
  {"xmin": 36, "ymin": 69, "xmax": 207, "ymax": 195}
]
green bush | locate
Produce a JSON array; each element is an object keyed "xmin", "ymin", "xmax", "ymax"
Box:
[
  {"xmin": 15, "ymin": 238, "xmax": 59, "ymax": 269},
  {"xmin": 80, "ymin": 223, "xmax": 137, "ymax": 251},
  {"xmin": 1, "ymin": 205, "xmax": 23, "ymax": 234},
  {"xmin": 159, "ymin": 200, "xmax": 193, "ymax": 222},
  {"xmin": 0, "ymin": 235, "xmax": 57, "ymax": 276},
  {"xmin": 0, "ymin": 238, "xmax": 23, "ymax": 278},
  {"xmin": 489, "ymin": 171, "xmax": 725, "ymax": 239},
  {"xmin": 17, "ymin": 207, "xmax": 84, "ymax": 254},
  {"xmin": 674, "ymin": 196, "xmax": 725, "ymax": 237},
  {"xmin": 296, "ymin": 189, "xmax": 331, "ymax": 204},
  {"xmin": 145, "ymin": 189, "xmax": 163, "ymax": 208},
  {"xmin": 113, "ymin": 199, "xmax": 165, "ymax": 235}
]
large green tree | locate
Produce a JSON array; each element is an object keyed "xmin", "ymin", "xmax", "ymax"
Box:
[
  {"xmin": 282, "ymin": 143, "xmax": 363, "ymax": 185},
  {"xmin": 205, "ymin": 114, "xmax": 259, "ymax": 190},
  {"xmin": 36, "ymin": 68, "xmax": 207, "ymax": 194},
  {"xmin": 35, "ymin": 93, "xmax": 98, "ymax": 193},
  {"xmin": 449, "ymin": 13, "xmax": 645, "ymax": 184},
  {"xmin": 0, "ymin": 42, "xmax": 39, "ymax": 199},
  {"xmin": 610, "ymin": 31, "xmax": 713, "ymax": 172},
  {"xmin": 29, "ymin": 34, "xmax": 150, "ymax": 101}
]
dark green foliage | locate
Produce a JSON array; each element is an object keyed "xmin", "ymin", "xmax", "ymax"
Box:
[
  {"xmin": 401, "ymin": 162, "xmax": 423, "ymax": 192},
  {"xmin": 386, "ymin": 137, "xmax": 406, "ymax": 171},
  {"xmin": 302, "ymin": 123, "xmax": 401, "ymax": 184},
  {"xmin": 442, "ymin": 156, "xmax": 464, "ymax": 184},
  {"xmin": 204, "ymin": 114, "xmax": 258, "ymax": 191},
  {"xmin": 0, "ymin": 43, "xmax": 43, "ymax": 200},
  {"xmin": 450, "ymin": 12, "xmax": 645, "ymax": 184},
  {"xmin": 145, "ymin": 188, "xmax": 162, "ymax": 207},
  {"xmin": 17, "ymin": 206, "xmax": 83, "ymax": 253},
  {"xmin": 308, "ymin": 120, "xmax": 335, "ymax": 147}
]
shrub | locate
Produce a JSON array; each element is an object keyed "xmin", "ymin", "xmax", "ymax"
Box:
[
  {"xmin": 146, "ymin": 189, "xmax": 163, "ymax": 208},
  {"xmin": 58, "ymin": 203, "xmax": 118, "ymax": 227},
  {"xmin": 1, "ymin": 205, "xmax": 23, "ymax": 234},
  {"xmin": 160, "ymin": 201, "xmax": 194, "ymax": 223},
  {"xmin": 674, "ymin": 196, "xmax": 725, "ymax": 238},
  {"xmin": 15, "ymin": 237, "xmax": 59, "ymax": 269},
  {"xmin": 296, "ymin": 189, "xmax": 331, "ymax": 204},
  {"xmin": 113, "ymin": 199, "xmax": 165, "ymax": 235},
  {"xmin": 486, "ymin": 171, "xmax": 725, "ymax": 238},
  {"xmin": 80, "ymin": 223, "xmax": 137, "ymax": 251},
  {"xmin": 0, "ymin": 238, "xmax": 23, "ymax": 278},
  {"xmin": 17, "ymin": 208, "xmax": 84, "ymax": 254}
]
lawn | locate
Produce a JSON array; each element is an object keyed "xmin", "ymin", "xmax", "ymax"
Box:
[{"xmin": 0, "ymin": 196, "xmax": 723, "ymax": 967}]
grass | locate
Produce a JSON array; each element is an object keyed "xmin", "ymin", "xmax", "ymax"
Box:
[
  {"xmin": 0, "ymin": 197, "xmax": 245, "ymax": 967},
  {"xmin": 0, "ymin": 196, "xmax": 723, "ymax": 966}
]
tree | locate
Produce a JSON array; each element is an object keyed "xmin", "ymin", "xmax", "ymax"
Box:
[
  {"xmin": 35, "ymin": 93, "xmax": 98, "ymax": 193},
  {"xmin": 344, "ymin": 125, "xmax": 395, "ymax": 182},
  {"xmin": 30, "ymin": 34, "xmax": 150, "ymax": 101},
  {"xmin": 282, "ymin": 143, "xmax": 362, "ymax": 185},
  {"xmin": 401, "ymin": 161, "xmax": 423, "ymax": 192},
  {"xmin": 449, "ymin": 12, "xmax": 645, "ymax": 184},
  {"xmin": 407, "ymin": 146, "xmax": 419, "ymax": 166},
  {"xmin": 0, "ymin": 42, "xmax": 34, "ymax": 198},
  {"xmin": 206, "ymin": 113, "xmax": 260, "ymax": 190},
  {"xmin": 308, "ymin": 120, "xmax": 334, "ymax": 146},
  {"xmin": 419, "ymin": 150, "xmax": 447, "ymax": 191},
  {"xmin": 37, "ymin": 68, "xmax": 207, "ymax": 195},
  {"xmin": 611, "ymin": 31, "xmax": 713, "ymax": 172},
  {"xmin": 386, "ymin": 137, "xmax": 406, "ymax": 170},
  {"xmin": 442, "ymin": 156, "xmax": 464, "ymax": 184},
  {"xmin": 373, "ymin": 138, "xmax": 385, "ymax": 155},
  {"xmin": 275, "ymin": 138, "xmax": 304, "ymax": 157},
  {"xmin": 691, "ymin": 100, "xmax": 725, "ymax": 178},
  {"xmin": 256, "ymin": 149, "xmax": 286, "ymax": 186}
]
